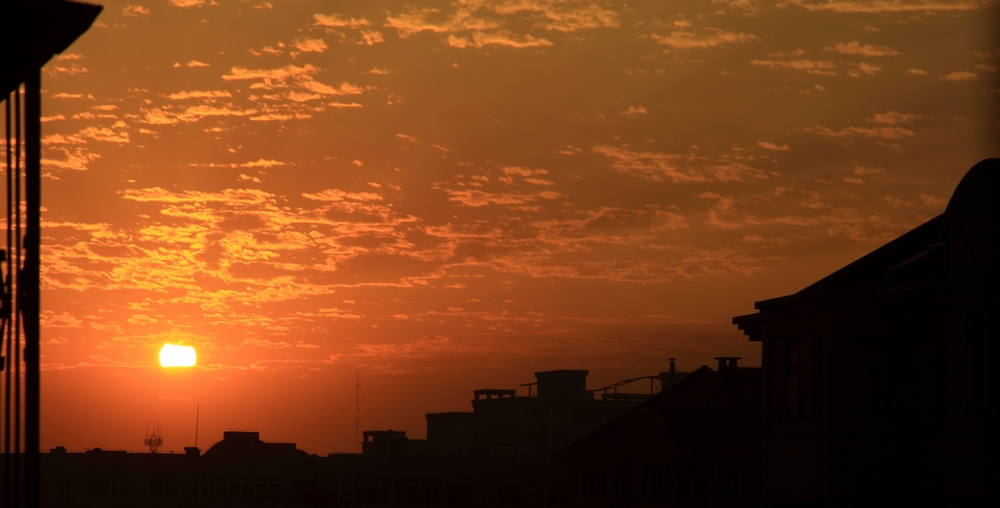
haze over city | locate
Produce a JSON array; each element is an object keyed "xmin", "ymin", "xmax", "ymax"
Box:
[{"xmin": 32, "ymin": 0, "xmax": 998, "ymax": 454}]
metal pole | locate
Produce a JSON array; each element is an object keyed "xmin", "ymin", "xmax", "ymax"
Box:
[
  {"xmin": 24, "ymin": 67, "xmax": 42, "ymax": 508},
  {"xmin": 355, "ymin": 371, "xmax": 360, "ymax": 453},
  {"xmin": 2, "ymin": 88, "xmax": 11, "ymax": 508},
  {"xmin": 13, "ymin": 84, "xmax": 22, "ymax": 508}
]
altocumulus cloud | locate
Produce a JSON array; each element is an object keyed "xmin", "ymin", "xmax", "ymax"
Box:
[
  {"xmin": 448, "ymin": 31, "xmax": 553, "ymax": 49},
  {"xmin": 758, "ymin": 141, "xmax": 791, "ymax": 151},
  {"xmin": 294, "ymin": 37, "xmax": 328, "ymax": 53},
  {"xmin": 827, "ymin": 41, "xmax": 900, "ymax": 56},
  {"xmin": 593, "ymin": 145, "xmax": 767, "ymax": 183},
  {"xmin": 650, "ymin": 27, "xmax": 757, "ymax": 49},
  {"xmin": 939, "ymin": 71, "xmax": 978, "ymax": 81},
  {"xmin": 750, "ymin": 59, "xmax": 836, "ymax": 76},
  {"xmin": 787, "ymin": 0, "xmax": 987, "ymax": 13},
  {"xmin": 313, "ymin": 13, "xmax": 371, "ymax": 28},
  {"xmin": 121, "ymin": 5, "xmax": 150, "ymax": 17}
]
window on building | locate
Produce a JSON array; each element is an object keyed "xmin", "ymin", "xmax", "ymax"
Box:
[
  {"xmin": 581, "ymin": 466, "xmax": 609, "ymax": 501},
  {"xmin": 610, "ymin": 467, "xmax": 628, "ymax": 501},
  {"xmin": 290, "ymin": 477, "xmax": 319, "ymax": 503},
  {"xmin": 446, "ymin": 482, "xmax": 473, "ymax": 506},
  {"xmin": 872, "ymin": 361, "xmax": 897, "ymax": 413},
  {"xmin": 748, "ymin": 461, "xmax": 762, "ymax": 501},
  {"xmin": 811, "ymin": 335, "xmax": 824, "ymax": 419},
  {"xmin": 498, "ymin": 483, "xmax": 523, "ymax": 507},
  {"xmin": 57, "ymin": 477, "xmax": 72, "ymax": 501},
  {"xmin": 969, "ymin": 308, "xmax": 986, "ymax": 406},
  {"xmin": 595, "ymin": 467, "xmax": 609, "ymax": 501},
  {"xmin": 545, "ymin": 481, "xmax": 568, "ymax": 507},
  {"xmin": 677, "ymin": 466, "xmax": 703, "ymax": 501},
  {"xmin": 259, "ymin": 476, "xmax": 282, "ymax": 502},
  {"xmin": 722, "ymin": 466, "xmax": 738, "ymax": 503},
  {"xmin": 200, "ymin": 475, "xmax": 280, "ymax": 503},
  {"xmin": 768, "ymin": 335, "xmax": 823, "ymax": 424},
  {"xmin": 581, "ymin": 467, "xmax": 593, "ymax": 502},
  {"xmin": 86, "ymin": 470, "xmax": 124, "ymax": 497},
  {"xmin": 641, "ymin": 465, "xmax": 671, "ymax": 500},
  {"xmin": 149, "ymin": 476, "xmax": 178, "ymax": 501}
]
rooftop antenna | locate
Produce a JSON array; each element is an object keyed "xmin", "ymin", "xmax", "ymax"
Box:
[
  {"xmin": 144, "ymin": 415, "xmax": 163, "ymax": 454},
  {"xmin": 194, "ymin": 403, "xmax": 199, "ymax": 448},
  {"xmin": 355, "ymin": 370, "xmax": 360, "ymax": 454}
]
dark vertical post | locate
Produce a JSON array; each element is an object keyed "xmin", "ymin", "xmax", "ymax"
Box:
[
  {"xmin": 2, "ymin": 90, "xmax": 10, "ymax": 508},
  {"xmin": 24, "ymin": 67, "xmax": 42, "ymax": 508}
]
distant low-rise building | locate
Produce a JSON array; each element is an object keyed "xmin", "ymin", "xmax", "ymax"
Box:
[
  {"xmin": 40, "ymin": 366, "xmax": 684, "ymax": 507},
  {"xmin": 41, "ymin": 431, "xmax": 305, "ymax": 507},
  {"xmin": 422, "ymin": 368, "xmax": 686, "ymax": 460}
]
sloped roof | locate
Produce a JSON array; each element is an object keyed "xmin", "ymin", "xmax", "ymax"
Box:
[
  {"xmin": 553, "ymin": 366, "xmax": 761, "ymax": 460},
  {"xmin": 734, "ymin": 159, "xmax": 1000, "ymax": 340},
  {"xmin": 800, "ymin": 158, "xmax": 999, "ymax": 294},
  {"xmin": 801, "ymin": 214, "xmax": 945, "ymax": 293},
  {"xmin": 1, "ymin": 1, "xmax": 102, "ymax": 96}
]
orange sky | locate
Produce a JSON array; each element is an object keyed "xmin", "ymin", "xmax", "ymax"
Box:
[{"xmin": 17, "ymin": 0, "xmax": 1000, "ymax": 454}]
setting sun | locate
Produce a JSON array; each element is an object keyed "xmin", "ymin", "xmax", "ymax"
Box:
[{"xmin": 159, "ymin": 343, "xmax": 197, "ymax": 368}]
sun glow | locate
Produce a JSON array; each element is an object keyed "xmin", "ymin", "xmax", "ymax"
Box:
[{"xmin": 159, "ymin": 343, "xmax": 197, "ymax": 368}]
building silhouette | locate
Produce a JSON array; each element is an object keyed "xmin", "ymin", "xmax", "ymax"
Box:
[
  {"xmin": 733, "ymin": 158, "xmax": 999, "ymax": 505},
  {"xmin": 554, "ymin": 358, "xmax": 762, "ymax": 507},
  {"xmin": 417, "ymin": 369, "xmax": 684, "ymax": 460},
  {"xmin": 39, "ymin": 367, "xmax": 681, "ymax": 507}
]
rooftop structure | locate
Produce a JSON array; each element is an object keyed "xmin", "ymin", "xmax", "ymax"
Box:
[{"xmin": 424, "ymin": 367, "xmax": 688, "ymax": 460}]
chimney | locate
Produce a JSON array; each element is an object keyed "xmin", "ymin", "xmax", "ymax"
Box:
[
  {"xmin": 714, "ymin": 357, "xmax": 741, "ymax": 370},
  {"xmin": 669, "ymin": 358, "xmax": 676, "ymax": 374}
]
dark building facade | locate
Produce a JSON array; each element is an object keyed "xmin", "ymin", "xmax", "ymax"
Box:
[
  {"xmin": 41, "ymin": 430, "xmax": 488, "ymax": 507},
  {"xmin": 554, "ymin": 359, "xmax": 762, "ymax": 507},
  {"xmin": 41, "ymin": 432, "xmax": 306, "ymax": 507},
  {"xmin": 422, "ymin": 370, "xmax": 653, "ymax": 460},
  {"xmin": 733, "ymin": 159, "xmax": 1000, "ymax": 506}
]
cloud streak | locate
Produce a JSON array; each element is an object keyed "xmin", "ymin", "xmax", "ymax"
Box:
[
  {"xmin": 650, "ymin": 28, "xmax": 757, "ymax": 49},
  {"xmin": 787, "ymin": 1, "xmax": 987, "ymax": 13},
  {"xmin": 593, "ymin": 145, "xmax": 768, "ymax": 183}
]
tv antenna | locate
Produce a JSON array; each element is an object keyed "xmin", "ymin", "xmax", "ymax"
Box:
[
  {"xmin": 144, "ymin": 416, "xmax": 163, "ymax": 454},
  {"xmin": 194, "ymin": 403, "xmax": 200, "ymax": 448},
  {"xmin": 355, "ymin": 370, "xmax": 361, "ymax": 453}
]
